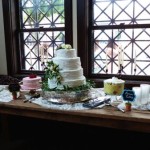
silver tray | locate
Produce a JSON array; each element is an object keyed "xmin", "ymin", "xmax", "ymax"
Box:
[{"xmin": 42, "ymin": 90, "xmax": 93, "ymax": 104}]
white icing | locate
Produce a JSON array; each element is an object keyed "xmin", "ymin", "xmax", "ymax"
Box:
[
  {"xmin": 104, "ymin": 77, "xmax": 125, "ymax": 84},
  {"xmin": 22, "ymin": 76, "xmax": 41, "ymax": 90},
  {"xmin": 55, "ymin": 49, "xmax": 77, "ymax": 58},
  {"xmin": 60, "ymin": 68, "xmax": 84, "ymax": 81},
  {"xmin": 21, "ymin": 85, "xmax": 41, "ymax": 90},
  {"xmin": 52, "ymin": 57, "xmax": 81, "ymax": 70},
  {"xmin": 48, "ymin": 48, "xmax": 86, "ymax": 89},
  {"xmin": 23, "ymin": 77, "xmax": 41, "ymax": 82}
]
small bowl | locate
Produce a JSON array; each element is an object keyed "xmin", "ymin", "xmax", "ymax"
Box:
[{"xmin": 104, "ymin": 77, "xmax": 125, "ymax": 95}]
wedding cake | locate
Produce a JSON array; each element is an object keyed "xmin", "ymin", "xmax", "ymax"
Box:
[{"xmin": 47, "ymin": 44, "xmax": 86, "ymax": 90}]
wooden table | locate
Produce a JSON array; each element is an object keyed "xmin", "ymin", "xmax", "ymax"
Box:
[{"xmin": 0, "ymin": 99, "xmax": 150, "ymax": 133}]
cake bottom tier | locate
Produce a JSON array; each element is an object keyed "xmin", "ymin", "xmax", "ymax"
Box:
[{"xmin": 48, "ymin": 77, "xmax": 86, "ymax": 89}]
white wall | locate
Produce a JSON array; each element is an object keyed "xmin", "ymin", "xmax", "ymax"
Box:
[{"xmin": 0, "ymin": 0, "xmax": 7, "ymax": 75}]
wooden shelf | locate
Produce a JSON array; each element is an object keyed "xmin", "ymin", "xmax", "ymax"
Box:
[{"xmin": 0, "ymin": 99, "xmax": 150, "ymax": 133}]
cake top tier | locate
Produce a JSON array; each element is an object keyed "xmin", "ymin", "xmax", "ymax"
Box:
[
  {"xmin": 54, "ymin": 49, "xmax": 77, "ymax": 58},
  {"xmin": 55, "ymin": 44, "xmax": 77, "ymax": 58}
]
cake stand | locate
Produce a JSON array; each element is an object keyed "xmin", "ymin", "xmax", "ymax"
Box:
[{"xmin": 42, "ymin": 89, "xmax": 94, "ymax": 104}]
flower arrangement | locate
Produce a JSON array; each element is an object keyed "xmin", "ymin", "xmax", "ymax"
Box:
[
  {"xmin": 56, "ymin": 44, "xmax": 72, "ymax": 50},
  {"xmin": 42, "ymin": 44, "xmax": 95, "ymax": 92},
  {"xmin": 42, "ymin": 61, "xmax": 95, "ymax": 92},
  {"xmin": 8, "ymin": 83, "xmax": 21, "ymax": 100},
  {"xmin": 125, "ymin": 101, "xmax": 132, "ymax": 111},
  {"xmin": 44, "ymin": 61, "xmax": 62, "ymax": 85}
]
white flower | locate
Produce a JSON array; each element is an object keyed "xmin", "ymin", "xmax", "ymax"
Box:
[
  {"xmin": 56, "ymin": 44, "xmax": 72, "ymax": 50},
  {"xmin": 61, "ymin": 44, "xmax": 66, "ymax": 49},
  {"xmin": 65, "ymin": 44, "xmax": 72, "ymax": 49}
]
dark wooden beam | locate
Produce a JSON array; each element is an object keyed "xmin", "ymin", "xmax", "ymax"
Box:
[{"xmin": 2, "ymin": 0, "xmax": 18, "ymax": 76}]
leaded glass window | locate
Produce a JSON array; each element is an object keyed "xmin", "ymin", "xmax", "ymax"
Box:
[
  {"xmin": 19, "ymin": 0, "xmax": 65, "ymax": 71},
  {"xmin": 92, "ymin": 0, "xmax": 150, "ymax": 76}
]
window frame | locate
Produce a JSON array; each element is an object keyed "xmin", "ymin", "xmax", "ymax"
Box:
[
  {"xmin": 2, "ymin": 0, "xmax": 73, "ymax": 78},
  {"xmin": 77, "ymin": 0, "xmax": 150, "ymax": 87}
]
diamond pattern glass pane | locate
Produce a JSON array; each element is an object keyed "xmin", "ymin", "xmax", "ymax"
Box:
[
  {"xmin": 22, "ymin": 31, "xmax": 65, "ymax": 71},
  {"xmin": 21, "ymin": 0, "xmax": 64, "ymax": 28},
  {"xmin": 93, "ymin": 28, "xmax": 150, "ymax": 76},
  {"xmin": 94, "ymin": 0, "xmax": 150, "ymax": 25},
  {"xmin": 19, "ymin": 0, "xmax": 66, "ymax": 71}
]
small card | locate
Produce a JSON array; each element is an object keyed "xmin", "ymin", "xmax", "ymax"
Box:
[{"xmin": 122, "ymin": 89, "xmax": 136, "ymax": 102}]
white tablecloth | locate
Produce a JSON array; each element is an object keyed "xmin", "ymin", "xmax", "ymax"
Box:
[
  {"xmin": 1, "ymin": 86, "xmax": 150, "ymax": 111},
  {"xmin": 0, "ymin": 85, "xmax": 12, "ymax": 102}
]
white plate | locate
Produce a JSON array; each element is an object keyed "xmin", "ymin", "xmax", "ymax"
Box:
[{"xmin": 20, "ymin": 87, "xmax": 42, "ymax": 94}]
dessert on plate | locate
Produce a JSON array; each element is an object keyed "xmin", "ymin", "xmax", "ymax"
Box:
[
  {"xmin": 104, "ymin": 77, "xmax": 125, "ymax": 96},
  {"xmin": 21, "ymin": 74, "xmax": 41, "ymax": 90}
]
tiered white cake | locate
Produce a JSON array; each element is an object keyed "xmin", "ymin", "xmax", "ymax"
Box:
[{"xmin": 48, "ymin": 44, "xmax": 86, "ymax": 89}]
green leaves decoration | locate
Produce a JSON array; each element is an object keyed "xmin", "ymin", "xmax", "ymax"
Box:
[
  {"xmin": 44, "ymin": 61, "xmax": 62, "ymax": 85},
  {"xmin": 42, "ymin": 61, "xmax": 96, "ymax": 92}
]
